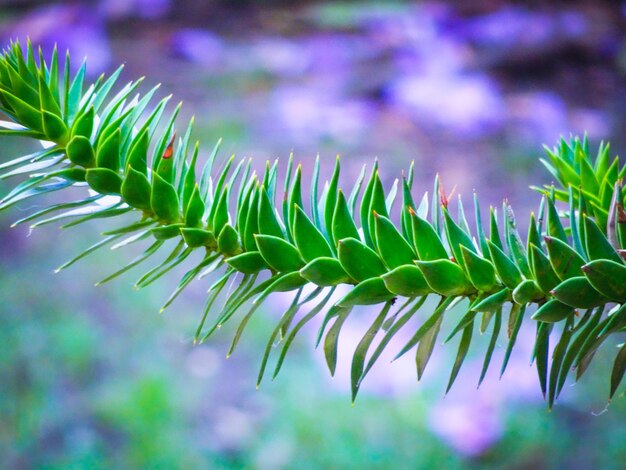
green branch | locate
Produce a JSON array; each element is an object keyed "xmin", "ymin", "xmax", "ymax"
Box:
[{"xmin": 0, "ymin": 40, "xmax": 625, "ymax": 407}]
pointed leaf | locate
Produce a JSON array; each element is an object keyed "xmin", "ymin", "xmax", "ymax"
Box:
[
  {"xmin": 324, "ymin": 306, "xmax": 352, "ymax": 376},
  {"xmin": 337, "ymin": 277, "xmax": 394, "ymax": 307},
  {"xmin": 381, "ymin": 265, "xmax": 430, "ymax": 297},
  {"xmin": 550, "ymin": 276, "xmax": 608, "ymax": 309},
  {"xmin": 337, "ymin": 237, "xmax": 386, "ymax": 282},
  {"xmin": 415, "ymin": 259, "xmax": 474, "ymax": 296},
  {"xmin": 351, "ymin": 301, "xmax": 392, "ymax": 401},
  {"xmin": 151, "ymin": 173, "xmax": 180, "ymax": 223},
  {"xmin": 410, "ymin": 210, "xmax": 448, "ymax": 261},
  {"xmin": 332, "ymin": 189, "xmax": 360, "ymax": 245},
  {"xmin": 582, "ymin": 260, "xmax": 626, "ymax": 302},
  {"xmin": 294, "ymin": 204, "xmax": 332, "ymax": 262},
  {"xmin": 86, "ymin": 168, "xmax": 122, "ymax": 195},
  {"xmin": 226, "ymin": 251, "xmax": 268, "ymax": 274},
  {"xmin": 610, "ymin": 342, "xmax": 626, "ymax": 400},
  {"xmin": 300, "ymin": 257, "xmax": 351, "ymax": 286},
  {"xmin": 446, "ymin": 320, "xmax": 474, "ymax": 393},
  {"xmin": 531, "ymin": 300, "xmax": 574, "ymax": 323},
  {"xmin": 374, "ymin": 212, "xmax": 415, "ymax": 269},
  {"xmin": 66, "ymin": 135, "xmax": 95, "ymax": 167},
  {"xmin": 255, "ymin": 234, "xmax": 304, "ymax": 272},
  {"xmin": 460, "ymin": 245, "xmax": 499, "ymax": 292},
  {"xmin": 217, "ymin": 223, "xmax": 242, "ymax": 256}
]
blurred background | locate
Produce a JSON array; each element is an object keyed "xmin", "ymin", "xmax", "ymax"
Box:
[{"xmin": 1, "ymin": 0, "xmax": 626, "ymax": 468}]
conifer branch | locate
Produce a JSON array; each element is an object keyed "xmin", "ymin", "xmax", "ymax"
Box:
[{"xmin": 0, "ymin": 40, "xmax": 624, "ymax": 406}]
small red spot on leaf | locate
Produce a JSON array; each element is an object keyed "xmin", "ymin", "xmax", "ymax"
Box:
[{"xmin": 162, "ymin": 132, "xmax": 176, "ymax": 159}]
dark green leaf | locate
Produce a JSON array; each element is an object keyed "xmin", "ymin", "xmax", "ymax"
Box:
[
  {"xmin": 583, "ymin": 214, "xmax": 622, "ymax": 264},
  {"xmin": 367, "ymin": 171, "xmax": 388, "ymax": 239},
  {"xmin": 410, "ymin": 210, "xmax": 448, "ymax": 261},
  {"xmin": 472, "ymin": 288, "xmax": 510, "ymax": 313},
  {"xmin": 351, "ymin": 301, "xmax": 393, "ymax": 401},
  {"xmin": 211, "ymin": 185, "xmax": 230, "ymax": 236},
  {"xmin": 555, "ymin": 308, "xmax": 601, "ymax": 398},
  {"xmin": 332, "ymin": 189, "xmax": 360, "ymax": 245},
  {"xmin": 546, "ymin": 196, "xmax": 567, "ymax": 243},
  {"xmin": 531, "ymin": 300, "xmax": 574, "ymax": 323},
  {"xmin": 534, "ymin": 322, "xmax": 551, "ymax": 398},
  {"xmin": 0, "ymin": 89, "xmax": 42, "ymax": 131},
  {"xmin": 548, "ymin": 319, "xmax": 573, "ymax": 409},
  {"xmin": 67, "ymin": 135, "xmax": 95, "ymax": 167},
  {"xmin": 243, "ymin": 186, "xmax": 260, "ymax": 251},
  {"xmin": 121, "ymin": 166, "xmax": 151, "ymax": 211},
  {"xmin": 512, "ymin": 279, "xmax": 544, "ymax": 305},
  {"xmin": 460, "ymin": 245, "xmax": 499, "ymax": 292},
  {"xmin": 359, "ymin": 163, "xmax": 378, "ymax": 247},
  {"xmin": 501, "ymin": 304, "xmax": 525, "ymax": 377},
  {"xmin": 86, "ymin": 168, "xmax": 122, "ymax": 195},
  {"xmin": 582, "ymin": 259, "xmax": 626, "ymax": 302},
  {"xmin": 324, "ymin": 306, "xmax": 352, "ymax": 376},
  {"xmin": 374, "ymin": 212, "xmax": 415, "ymax": 269},
  {"xmin": 151, "ymin": 173, "xmax": 180, "ymax": 224},
  {"xmin": 226, "ymin": 251, "xmax": 268, "ymax": 274},
  {"xmin": 42, "ymin": 110, "xmax": 68, "ymax": 142},
  {"xmin": 184, "ymin": 184, "xmax": 205, "ymax": 228},
  {"xmin": 257, "ymin": 289, "xmax": 305, "ymax": 387},
  {"xmin": 443, "ymin": 208, "xmax": 476, "ymax": 269},
  {"xmin": 150, "ymin": 223, "xmax": 184, "ymax": 240},
  {"xmin": 446, "ymin": 320, "xmax": 474, "ymax": 393},
  {"xmin": 217, "ymin": 223, "xmax": 241, "ymax": 256},
  {"xmin": 273, "ymin": 288, "xmax": 335, "ymax": 379},
  {"xmin": 181, "ymin": 227, "xmax": 216, "ymax": 248},
  {"xmin": 255, "ymin": 234, "xmax": 304, "ymax": 272},
  {"xmin": 324, "ymin": 157, "xmax": 340, "ymax": 241},
  {"xmin": 416, "ymin": 311, "xmax": 444, "ymax": 380},
  {"xmin": 96, "ymin": 128, "xmax": 121, "ymax": 171},
  {"xmin": 610, "ymin": 342, "xmax": 626, "ymax": 400},
  {"xmin": 294, "ymin": 204, "xmax": 332, "ymax": 262},
  {"xmin": 258, "ymin": 185, "xmax": 284, "ymax": 239},
  {"xmin": 486, "ymin": 239, "xmax": 523, "ymax": 289},
  {"xmin": 71, "ymin": 106, "xmax": 94, "ymax": 139},
  {"xmin": 337, "ymin": 277, "xmax": 394, "ymax": 307},
  {"xmin": 337, "ymin": 237, "xmax": 387, "ymax": 282},
  {"xmin": 550, "ymin": 276, "xmax": 608, "ymax": 309},
  {"xmin": 544, "ymin": 235, "xmax": 586, "ymax": 280},
  {"xmin": 395, "ymin": 296, "xmax": 455, "ymax": 361},
  {"xmin": 381, "ymin": 265, "xmax": 430, "ymax": 297},
  {"xmin": 478, "ymin": 309, "xmax": 502, "ymax": 387},
  {"xmin": 361, "ymin": 297, "xmax": 426, "ymax": 381},
  {"xmin": 287, "ymin": 163, "xmax": 304, "ymax": 238},
  {"xmin": 126, "ymin": 129, "xmax": 149, "ymax": 175},
  {"xmin": 300, "ymin": 257, "xmax": 351, "ymax": 286},
  {"xmin": 415, "ymin": 259, "xmax": 474, "ymax": 296},
  {"xmin": 529, "ymin": 244, "xmax": 561, "ymax": 296}
]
